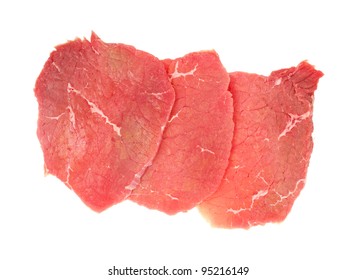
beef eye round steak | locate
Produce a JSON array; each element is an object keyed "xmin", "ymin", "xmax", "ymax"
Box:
[
  {"xmin": 198, "ymin": 61, "xmax": 323, "ymax": 228},
  {"xmin": 129, "ymin": 51, "xmax": 234, "ymax": 214},
  {"xmin": 35, "ymin": 33, "xmax": 175, "ymax": 212},
  {"xmin": 35, "ymin": 33, "xmax": 323, "ymax": 228}
]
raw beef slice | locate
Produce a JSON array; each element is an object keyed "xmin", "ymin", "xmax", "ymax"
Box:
[
  {"xmin": 129, "ymin": 51, "xmax": 234, "ymax": 214},
  {"xmin": 35, "ymin": 33, "xmax": 175, "ymax": 212},
  {"xmin": 198, "ymin": 61, "xmax": 323, "ymax": 228}
]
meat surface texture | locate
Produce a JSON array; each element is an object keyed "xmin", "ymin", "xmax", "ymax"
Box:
[
  {"xmin": 35, "ymin": 33, "xmax": 323, "ymax": 228},
  {"xmin": 35, "ymin": 33, "xmax": 175, "ymax": 212},
  {"xmin": 198, "ymin": 61, "xmax": 323, "ymax": 228},
  {"xmin": 129, "ymin": 51, "xmax": 234, "ymax": 214}
]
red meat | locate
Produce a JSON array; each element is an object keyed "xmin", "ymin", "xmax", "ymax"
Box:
[
  {"xmin": 129, "ymin": 51, "xmax": 234, "ymax": 214},
  {"xmin": 35, "ymin": 33, "xmax": 175, "ymax": 212},
  {"xmin": 198, "ymin": 61, "xmax": 323, "ymax": 228},
  {"xmin": 35, "ymin": 33, "xmax": 323, "ymax": 228}
]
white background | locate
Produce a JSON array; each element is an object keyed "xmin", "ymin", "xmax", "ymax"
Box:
[{"xmin": 1, "ymin": 0, "xmax": 356, "ymax": 279}]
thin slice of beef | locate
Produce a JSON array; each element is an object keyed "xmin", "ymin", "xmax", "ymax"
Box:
[
  {"xmin": 35, "ymin": 33, "xmax": 175, "ymax": 212},
  {"xmin": 198, "ymin": 61, "xmax": 323, "ymax": 228},
  {"xmin": 129, "ymin": 51, "xmax": 234, "ymax": 214}
]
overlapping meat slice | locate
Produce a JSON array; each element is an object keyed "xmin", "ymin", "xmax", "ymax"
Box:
[
  {"xmin": 35, "ymin": 33, "xmax": 175, "ymax": 212},
  {"xmin": 198, "ymin": 61, "xmax": 323, "ymax": 228},
  {"xmin": 129, "ymin": 51, "xmax": 234, "ymax": 214}
]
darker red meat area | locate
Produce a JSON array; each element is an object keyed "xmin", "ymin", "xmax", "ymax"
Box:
[{"xmin": 35, "ymin": 33, "xmax": 323, "ymax": 228}]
